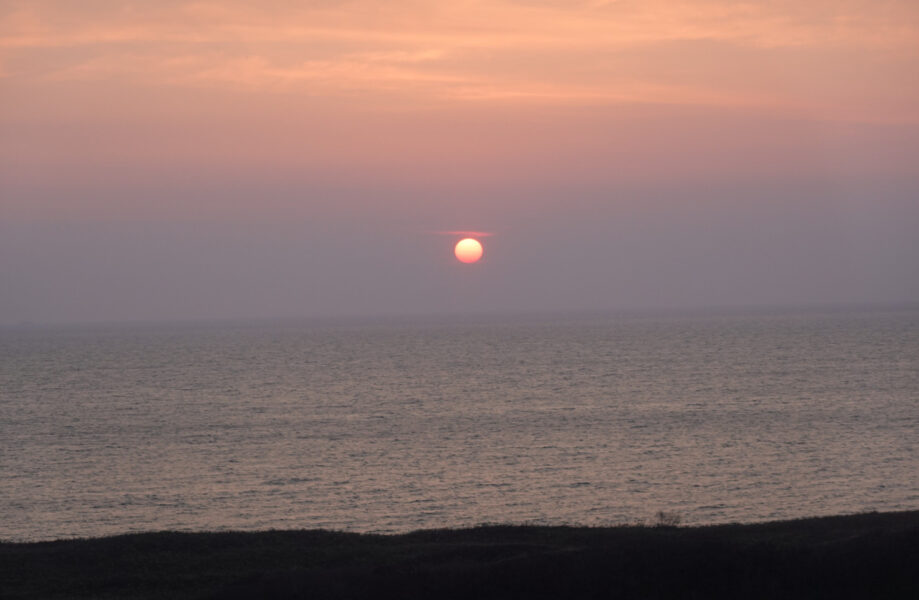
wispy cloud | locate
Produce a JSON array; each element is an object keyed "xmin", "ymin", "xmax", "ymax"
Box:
[
  {"xmin": 1, "ymin": 1, "xmax": 917, "ymax": 121},
  {"xmin": 4, "ymin": 1, "xmax": 915, "ymax": 49}
]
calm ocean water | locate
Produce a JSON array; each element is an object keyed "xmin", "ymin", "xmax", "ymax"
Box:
[{"xmin": 1, "ymin": 309, "xmax": 917, "ymax": 542}]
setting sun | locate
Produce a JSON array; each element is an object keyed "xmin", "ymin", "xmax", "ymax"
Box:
[{"xmin": 454, "ymin": 238, "xmax": 483, "ymax": 263}]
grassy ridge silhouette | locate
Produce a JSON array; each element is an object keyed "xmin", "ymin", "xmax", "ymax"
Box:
[{"xmin": 2, "ymin": 510, "xmax": 917, "ymax": 599}]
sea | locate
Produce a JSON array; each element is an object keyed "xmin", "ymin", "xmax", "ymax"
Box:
[{"xmin": 1, "ymin": 307, "xmax": 917, "ymax": 542}]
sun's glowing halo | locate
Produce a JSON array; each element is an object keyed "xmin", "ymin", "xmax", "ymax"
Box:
[{"xmin": 454, "ymin": 238, "xmax": 483, "ymax": 263}]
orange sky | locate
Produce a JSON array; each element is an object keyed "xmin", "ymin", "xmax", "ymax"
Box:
[
  {"xmin": 3, "ymin": 2, "xmax": 918, "ymax": 210},
  {"xmin": 1, "ymin": 1, "xmax": 918, "ymax": 321},
  {"xmin": 3, "ymin": 1, "xmax": 917, "ymax": 115}
]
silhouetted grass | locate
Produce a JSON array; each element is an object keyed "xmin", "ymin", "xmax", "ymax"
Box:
[{"xmin": 2, "ymin": 510, "xmax": 917, "ymax": 599}]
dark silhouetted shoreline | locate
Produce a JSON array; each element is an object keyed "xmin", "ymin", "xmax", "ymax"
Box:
[{"xmin": 2, "ymin": 510, "xmax": 918, "ymax": 599}]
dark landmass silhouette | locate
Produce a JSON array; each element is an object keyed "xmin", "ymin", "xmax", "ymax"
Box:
[{"xmin": 2, "ymin": 510, "xmax": 917, "ymax": 599}]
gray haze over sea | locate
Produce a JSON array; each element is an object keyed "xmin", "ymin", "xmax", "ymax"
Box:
[{"xmin": 2, "ymin": 308, "xmax": 917, "ymax": 542}]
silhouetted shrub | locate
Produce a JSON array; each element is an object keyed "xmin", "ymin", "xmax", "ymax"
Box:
[{"xmin": 653, "ymin": 510, "xmax": 683, "ymax": 527}]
